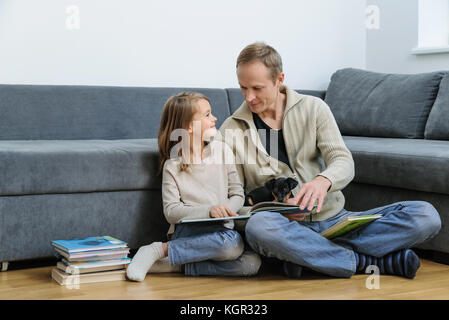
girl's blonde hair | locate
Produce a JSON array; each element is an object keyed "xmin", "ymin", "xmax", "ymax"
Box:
[{"xmin": 157, "ymin": 92, "xmax": 210, "ymax": 174}]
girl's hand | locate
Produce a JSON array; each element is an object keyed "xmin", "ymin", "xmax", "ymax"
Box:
[{"xmin": 209, "ymin": 205, "xmax": 238, "ymax": 218}]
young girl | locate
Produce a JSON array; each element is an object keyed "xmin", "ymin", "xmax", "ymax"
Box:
[{"xmin": 126, "ymin": 92, "xmax": 261, "ymax": 281}]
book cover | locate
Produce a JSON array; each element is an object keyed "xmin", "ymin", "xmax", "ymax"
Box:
[
  {"xmin": 180, "ymin": 202, "xmax": 316, "ymax": 224},
  {"xmin": 61, "ymin": 257, "xmax": 131, "ymax": 269},
  {"xmin": 57, "ymin": 259, "xmax": 130, "ymax": 275},
  {"xmin": 51, "ymin": 267, "xmax": 127, "ymax": 285},
  {"xmin": 63, "ymin": 253, "xmax": 130, "ymax": 263},
  {"xmin": 53, "ymin": 247, "xmax": 130, "ymax": 261},
  {"xmin": 51, "ymin": 236, "xmax": 127, "ymax": 253},
  {"xmin": 320, "ymin": 214, "xmax": 382, "ymax": 239}
]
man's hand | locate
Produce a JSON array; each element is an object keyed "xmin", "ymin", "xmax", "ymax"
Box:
[
  {"xmin": 286, "ymin": 175, "xmax": 332, "ymax": 214},
  {"xmin": 209, "ymin": 205, "xmax": 238, "ymax": 218}
]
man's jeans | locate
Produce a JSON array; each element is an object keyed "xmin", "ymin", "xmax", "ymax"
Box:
[
  {"xmin": 245, "ymin": 201, "xmax": 441, "ymax": 278},
  {"xmin": 168, "ymin": 222, "xmax": 261, "ymax": 276}
]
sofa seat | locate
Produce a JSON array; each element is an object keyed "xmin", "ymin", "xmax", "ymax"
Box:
[
  {"xmin": 0, "ymin": 139, "xmax": 160, "ymax": 196},
  {"xmin": 343, "ymin": 136, "xmax": 449, "ymax": 195}
]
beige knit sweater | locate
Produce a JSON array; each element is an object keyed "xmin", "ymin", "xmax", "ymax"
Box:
[
  {"xmin": 217, "ymin": 85, "xmax": 354, "ymax": 222},
  {"xmin": 161, "ymin": 141, "xmax": 245, "ymax": 235}
]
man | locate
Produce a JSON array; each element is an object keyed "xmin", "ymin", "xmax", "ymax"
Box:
[{"xmin": 218, "ymin": 42, "xmax": 441, "ymax": 279}]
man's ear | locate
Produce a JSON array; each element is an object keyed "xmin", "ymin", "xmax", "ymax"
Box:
[
  {"xmin": 276, "ymin": 72, "xmax": 285, "ymax": 87},
  {"xmin": 286, "ymin": 177, "xmax": 298, "ymax": 190},
  {"xmin": 264, "ymin": 178, "xmax": 276, "ymax": 191}
]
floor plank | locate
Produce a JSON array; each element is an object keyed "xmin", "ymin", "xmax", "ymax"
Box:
[{"xmin": 1, "ymin": 259, "xmax": 449, "ymax": 300}]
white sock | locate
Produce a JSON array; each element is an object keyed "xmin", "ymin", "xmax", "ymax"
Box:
[
  {"xmin": 149, "ymin": 257, "xmax": 182, "ymax": 273},
  {"xmin": 126, "ymin": 242, "xmax": 165, "ymax": 282}
]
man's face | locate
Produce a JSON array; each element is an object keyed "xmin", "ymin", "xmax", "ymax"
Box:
[{"xmin": 237, "ymin": 60, "xmax": 284, "ymax": 114}]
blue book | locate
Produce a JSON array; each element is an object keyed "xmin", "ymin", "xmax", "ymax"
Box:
[{"xmin": 51, "ymin": 236, "xmax": 127, "ymax": 253}]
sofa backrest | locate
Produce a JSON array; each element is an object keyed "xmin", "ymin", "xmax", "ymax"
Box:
[
  {"xmin": 0, "ymin": 84, "xmax": 329, "ymax": 140},
  {"xmin": 324, "ymin": 68, "xmax": 447, "ymax": 139},
  {"xmin": 424, "ymin": 73, "xmax": 449, "ymax": 140},
  {"xmin": 0, "ymin": 84, "xmax": 231, "ymax": 140}
]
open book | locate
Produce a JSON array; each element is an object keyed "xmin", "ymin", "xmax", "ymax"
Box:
[
  {"xmin": 180, "ymin": 201, "xmax": 317, "ymax": 224},
  {"xmin": 180, "ymin": 203, "xmax": 382, "ymax": 240}
]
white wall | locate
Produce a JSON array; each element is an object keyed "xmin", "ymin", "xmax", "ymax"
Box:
[
  {"xmin": 366, "ymin": 0, "xmax": 449, "ymax": 73},
  {"xmin": 0, "ymin": 0, "xmax": 366, "ymax": 90}
]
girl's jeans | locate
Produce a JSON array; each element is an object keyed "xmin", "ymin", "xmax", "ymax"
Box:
[
  {"xmin": 168, "ymin": 222, "xmax": 261, "ymax": 276},
  {"xmin": 245, "ymin": 201, "xmax": 441, "ymax": 278}
]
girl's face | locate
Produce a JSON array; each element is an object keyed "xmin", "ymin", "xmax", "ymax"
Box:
[{"xmin": 188, "ymin": 99, "xmax": 217, "ymax": 142}]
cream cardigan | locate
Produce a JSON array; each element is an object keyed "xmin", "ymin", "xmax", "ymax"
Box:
[{"xmin": 217, "ymin": 86, "xmax": 354, "ymax": 222}]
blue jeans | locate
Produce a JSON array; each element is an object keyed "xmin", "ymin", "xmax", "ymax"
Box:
[
  {"xmin": 168, "ymin": 222, "xmax": 261, "ymax": 276},
  {"xmin": 245, "ymin": 201, "xmax": 441, "ymax": 278}
]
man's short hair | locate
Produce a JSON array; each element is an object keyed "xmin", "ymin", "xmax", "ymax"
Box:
[{"xmin": 236, "ymin": 42, "xmax": 283, "ymax": 82}]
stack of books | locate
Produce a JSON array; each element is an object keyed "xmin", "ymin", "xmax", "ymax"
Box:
[{"xmin": 50, "ymin": 236, "xmax": 131, "ymax": 286}]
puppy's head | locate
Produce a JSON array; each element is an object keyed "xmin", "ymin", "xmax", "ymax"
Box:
[{"xmin": 264, "ymin": 177, "xmax": 298, "ymax": 202}]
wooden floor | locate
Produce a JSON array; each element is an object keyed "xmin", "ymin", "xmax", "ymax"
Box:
[{"xmin": 1, "ymin": 258, "xmax": 449, "ymax": 300}]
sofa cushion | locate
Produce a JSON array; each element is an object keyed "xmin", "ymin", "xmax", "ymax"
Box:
[
  {"xmin": 343, "ymin": 136, "xmax": 449, "ymax": 195},
  {"xmin": 226, "ymin": 88, "xmax": 327, "ymax": 114},
  {"xmin": 325, "ymin": 68, "xmax": 445, "ymax": 139},
  {"xmin": 0, "ymin": 139, "xmax": 161, "ymax": 196},
  {"xmin": 0, "ymin": 85, "xmax": 231, "ymax": 140},
  {"xmin": 425, "ymin": 74, "xmax": 449, "ymax": 140}
]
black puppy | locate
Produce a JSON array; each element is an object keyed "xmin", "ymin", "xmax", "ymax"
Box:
[{"xmin": 244, "ymin": 177, "xmax": 299, "ymax": 206}]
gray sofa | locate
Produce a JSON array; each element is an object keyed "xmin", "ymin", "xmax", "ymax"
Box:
[{"xmin": 1, "ymin": 67, "xmax": 448, "ymax": 269}]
